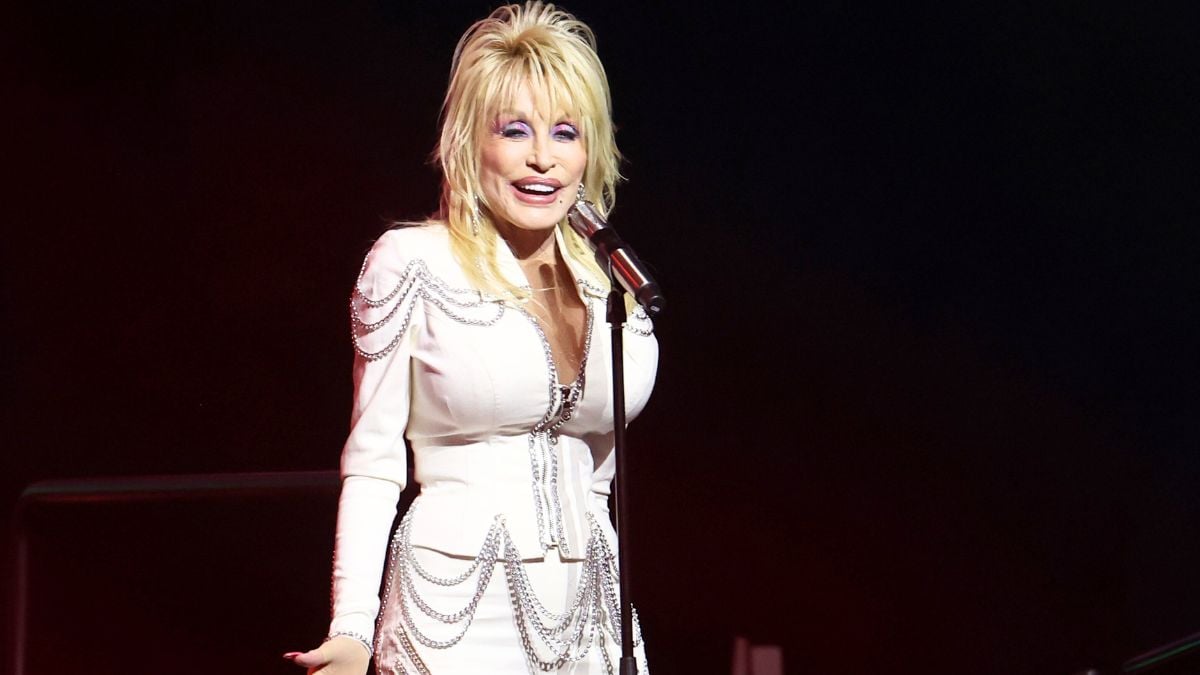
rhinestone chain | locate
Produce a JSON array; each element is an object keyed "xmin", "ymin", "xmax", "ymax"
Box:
[
  {"xmin": 385, "ymin": 506, "xmax": 641, "ymax": 671},
  {"xmin": 624, "ymin": 305, "xmax": 655, "ymax": 337},
  {"xmin": 350, "ymin": 258, "xmax": 506, "ymax": 361},
  {"xmin": 349, "ymin": 254, "xmax": 649, "ymax": 670},
  {"xmin": 513, "ymin": 299, "xmax": 594, "ymax": 556}
]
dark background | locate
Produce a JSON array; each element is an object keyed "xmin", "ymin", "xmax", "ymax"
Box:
[{"xmin": 3, "ymin": 1, "xmax": 1198, "ymax": 674}]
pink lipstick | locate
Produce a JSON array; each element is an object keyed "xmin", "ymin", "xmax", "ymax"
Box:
[{"xmin": 510, "ymin": 177, "xmax": 563, "ymax": 205}]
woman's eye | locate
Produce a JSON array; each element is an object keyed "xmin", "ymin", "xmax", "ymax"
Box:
[
  {"xmin": 500, "ymin": 121, "xmax": 531, "ymax": 138},
  {"xmin": 553, "ymin": 124, "xmax": 580, "ymax": 141}
]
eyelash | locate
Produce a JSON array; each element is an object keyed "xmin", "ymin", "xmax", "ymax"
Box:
[
  {"xmin": 498, "ymin": 121, "xmax": 580, "ymax": 141},
  {"xmin": 500, "ymin": 122, "xmax": 531, "ymax": 139}
]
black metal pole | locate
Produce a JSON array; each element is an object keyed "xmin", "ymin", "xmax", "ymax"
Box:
[{"xmin": 606, "ymin": 279, "xmax": 638, "ymax": 675}]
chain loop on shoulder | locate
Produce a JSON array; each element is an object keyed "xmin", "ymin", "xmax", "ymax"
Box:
[{"xmin": 350, "ymin": 257, "xmax": 506, "ymax": 361}]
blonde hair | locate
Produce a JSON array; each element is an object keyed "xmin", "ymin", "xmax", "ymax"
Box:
[{"xmin": 432, "ymin": 1, "xmax": 621, "ymax": 298}]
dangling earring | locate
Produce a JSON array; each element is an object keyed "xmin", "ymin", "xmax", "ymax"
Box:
[
  {"xmin": 469, "ymin": 197, "xmax": 481, "ymax": 237},
  {"xmin": 576, "ymin": 182, "xmax": 586, "ymax": 204}
]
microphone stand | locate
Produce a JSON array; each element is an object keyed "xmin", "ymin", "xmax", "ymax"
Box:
[
  {"xmin": 569, "ymin": 200, "xmax": 661, "ymax": 674},
  {"xmin": 605, "ymin": 265, "xmax": 638, "ymax": 675}
]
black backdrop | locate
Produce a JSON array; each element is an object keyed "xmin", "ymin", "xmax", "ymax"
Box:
[{"xmin": 4, "ymin": 2, "xmax": 1198, "ymax": 674}]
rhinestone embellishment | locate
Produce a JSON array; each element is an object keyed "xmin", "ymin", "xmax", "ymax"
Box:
[
  {"xmin": 350, "ymin": 258, "xmax": 506, "ymax": 361},
  {"xmin": 381, "ymin": 503, "xmax": 644, "ymax": 673}
]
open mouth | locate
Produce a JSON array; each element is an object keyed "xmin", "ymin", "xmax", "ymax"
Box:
[
  {"xmin": 510, "ymin": 178, "xmax": 563, "ymax": 204},
  {"xmin": 514, "ymin": 183, "xmax": 558, "ymax": 196}
]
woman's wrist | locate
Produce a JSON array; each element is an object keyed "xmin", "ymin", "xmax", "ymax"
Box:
[{"xmin": 325, "ymin": 631, "xmax": 374, "ymax": 656}]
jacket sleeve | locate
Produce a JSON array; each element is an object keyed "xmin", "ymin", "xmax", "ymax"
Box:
[
  {"xmin": 588, "ymin": 306, "xmax": 659, "ymax": 513},
  {"xmin": 328, "ymin": 230, "xmax": 423, "ymax": 647}
]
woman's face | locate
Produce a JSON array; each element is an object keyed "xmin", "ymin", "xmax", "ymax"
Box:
[{"xmin": 479, "ymin": 84, "xmax": 587, "ymax": 236}]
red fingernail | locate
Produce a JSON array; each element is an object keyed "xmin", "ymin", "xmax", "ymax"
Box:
[{"xmin": 282, "ymin": 652, "xmax": 301, "ymax": 659}]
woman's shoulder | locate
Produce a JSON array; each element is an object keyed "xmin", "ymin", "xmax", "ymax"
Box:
[
  {"xmin": 350, "ymin": 224, "xmax": 453, "ymax": 358},
  {"xmin": 370, "ymin": 222, "xmax": 452, "ymax": 261},
  {"xmin": 361, "ymin": 222, "xmax": 453, "ymax": 271}
]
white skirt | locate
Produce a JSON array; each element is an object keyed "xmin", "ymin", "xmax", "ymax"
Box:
[{"xmin": 373, "ymin": 513, "xmax": 648, "ymax": 675}]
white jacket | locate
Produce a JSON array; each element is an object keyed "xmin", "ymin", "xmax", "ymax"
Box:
[{"xmin": 328, "ymin": 224, "xmax": 658, "ymax": 644}]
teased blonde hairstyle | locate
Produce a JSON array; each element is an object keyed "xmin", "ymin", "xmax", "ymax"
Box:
[{"xmin": 433, "ymin": 1, "xmax": 621, "ymax": 298}]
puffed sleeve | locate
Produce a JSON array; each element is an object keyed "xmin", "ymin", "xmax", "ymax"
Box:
[
  {"xmin": 341, "ymin": 229, "xmax": 424, "ymax": 484},
  {"xmin": 621, "ymin": 304, "xmax": 659, "ymax": 422},
  {"xmin": 588, "ymin": 304, "xmax": 658, "ymax": 515},
  {"xmin": 328, "ymin": 230, "xmax": 424, "ymax": 647}
]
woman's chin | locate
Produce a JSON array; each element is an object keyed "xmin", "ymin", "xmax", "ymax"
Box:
[{"xmin": 496, "ymin": 209, "xmax": 569, "ymax": 234}]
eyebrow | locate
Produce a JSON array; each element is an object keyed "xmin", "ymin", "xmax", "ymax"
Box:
[{"xmin": 495, "ymin": 109, "xmax": 577, "ymax": 123}]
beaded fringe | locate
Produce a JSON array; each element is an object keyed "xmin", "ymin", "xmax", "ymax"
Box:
[
  {"xmin": 351, "ymin": 253, "xmax": 652, "ymax": 363},
  {"xmin": 353, "ymin": 246, "xmax": 654, "ymax": 673},
  {"xmin": 380, "ymin": 505, "xmax": 644, "ymax": 674}
]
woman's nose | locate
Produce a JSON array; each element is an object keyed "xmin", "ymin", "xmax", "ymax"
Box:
[{"xmin": 527, "ymin": 136, "xmax": 556, "ymax": 172}]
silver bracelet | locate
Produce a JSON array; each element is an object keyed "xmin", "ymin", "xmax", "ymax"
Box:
[{"xmin": 326, "ymin": 631, "xmax": 373, "ymax": 656}]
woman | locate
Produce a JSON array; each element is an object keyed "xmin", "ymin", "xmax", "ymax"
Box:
[{"xmin": 286, "ymin": 3, "xmax": 658, "ymax": 673}]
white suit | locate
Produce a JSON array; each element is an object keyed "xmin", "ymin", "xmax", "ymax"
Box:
[{"xmin": 326, "ymin": 224, "xmax": 658, "ymax": 673}]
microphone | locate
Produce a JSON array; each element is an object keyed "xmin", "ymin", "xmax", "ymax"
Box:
[{"xmin": 568, "ymin": 200, "xmax": 665, "ymax": 317}]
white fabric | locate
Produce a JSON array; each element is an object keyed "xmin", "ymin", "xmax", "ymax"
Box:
[
  {"xmin": 327, "ymin": 224, "xmax": 658, "ymax": 653},
  {"xmin": 375, "ymin": 547, "xmax": 646, "ymax": 674},
  {"xmin": 328, "ymin": 475, "xmax": 399, "ymax": 641}
]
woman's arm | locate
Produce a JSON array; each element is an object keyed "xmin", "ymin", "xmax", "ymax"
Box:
[{"xmin": 288, "ymin": 231, "xmax": 422, "ymax": 672}]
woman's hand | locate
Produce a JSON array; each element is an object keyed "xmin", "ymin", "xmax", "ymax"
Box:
[{"xmin": 283, "ymin": 636, "xmax": 371, "ymax": 675}]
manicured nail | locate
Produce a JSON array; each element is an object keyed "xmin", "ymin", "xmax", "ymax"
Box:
[{"xmin": 282, "ymin": 652, "xmax": 301, "ymax": 659}]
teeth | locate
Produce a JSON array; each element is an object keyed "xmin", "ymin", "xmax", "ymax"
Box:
[{"xmin": 518, "ymin": 183, "xmax": 555, "ymax": 194}]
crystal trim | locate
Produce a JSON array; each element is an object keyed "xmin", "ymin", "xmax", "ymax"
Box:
[
  {"xmin": 350, "ymin": 252, "xmax": 650, "ymax": 671},
  {"xmin": 326, "ymin": 630, "xmax": 373, "ymax": 655},
  {"xmin": 625, "ymin": 304, "xmax": 654, "ymax": 336},
  {"xmin": 512, "ymin": 298, "xmax": 595, "ymax": 556},
  {"xmin": 350, "ymin": 258, "xmax": 506, "ymax": 361},
  {"xmin": 382, "ymin": 503, "xmax": 643, "ymax": 673}
]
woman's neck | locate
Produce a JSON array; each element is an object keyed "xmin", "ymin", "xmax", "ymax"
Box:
[{"xmin": 498, "ymin": 223, "xmax": 557, "ymax": 263}]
